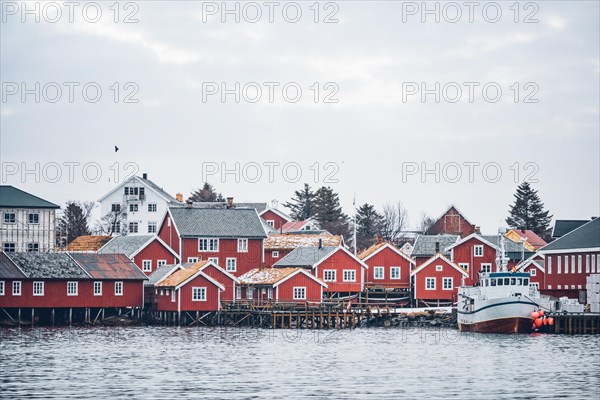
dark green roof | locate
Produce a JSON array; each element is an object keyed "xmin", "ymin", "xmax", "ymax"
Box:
[
  {"xmin": 0, "ymin": 186, "xmax": 59, "ymax": 209},
  {"xmin": 541, "ymin": 218, "xmax": 600, "ymax": 252},
  {"xmin": 552, "ymin": 220, "xmax": 590, "ymax": 238}
]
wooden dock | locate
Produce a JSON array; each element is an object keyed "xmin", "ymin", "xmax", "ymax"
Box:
[{"xmin": 547, "ymin": 312, "xmax": 600, "ymax": 334}]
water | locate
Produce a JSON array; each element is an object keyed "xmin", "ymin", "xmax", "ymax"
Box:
[{"xmin": 1, "ymin": 327, "xmax": 599, "ymax": 399}]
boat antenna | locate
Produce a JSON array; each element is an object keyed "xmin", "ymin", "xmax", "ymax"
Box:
[{"xmin": 496, "ymin": 227, "xmax": 510, "ymax": 272}]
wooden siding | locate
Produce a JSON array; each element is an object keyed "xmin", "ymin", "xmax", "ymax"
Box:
[
  {"xmin": 158, "ymin": 214, "xmax": 180, "ymax": 255},
  {"xmin": 181, "ymin": 238, "xmax": 263, "ymax": 277},
  {"xmin": 260, "ymin": 210, "xmax": 288, "ymax": 230},
  {"xmin": 413, "ymin": 259, "xmax": 464, "ymax": 301},
  {"xmin": 544, "ymin": 252, "xmax": 600, "ymax": 298},
  {"xmin": 131, "ymin": 239, "xmax": 178, "ymax": 276},
  {"xmin": 314, "ymin": 249, "xmax": 364, "ymax": 293},
  {"xmin": 264, "ymin": 249, "xmax": 292, "ymax": 268},
  {"xmin": 364, "ymin": 246, "xmax": 412, "ymax": 289}
]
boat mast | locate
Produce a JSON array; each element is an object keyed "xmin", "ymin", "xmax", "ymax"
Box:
[{"xmin": 496, "ymin": 228, "xmax": 510, "ymax": 272}]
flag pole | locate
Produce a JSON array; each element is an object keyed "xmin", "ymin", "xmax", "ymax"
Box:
[{"xmin": 353, "ymin": 194, "xmax": 357, "ymax": 255}]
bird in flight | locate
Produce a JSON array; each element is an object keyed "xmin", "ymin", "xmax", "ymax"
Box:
[{"xmin": 115, "ymin": 146, "xmax": 119, "ymax": 152}]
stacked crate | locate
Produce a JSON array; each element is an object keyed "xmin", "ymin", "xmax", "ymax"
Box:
[{"xmin": 586, "ymin": 274, "xmax": 600, "ymax": 313}]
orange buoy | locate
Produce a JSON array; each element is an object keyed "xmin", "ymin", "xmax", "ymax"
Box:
[
  {"xmin": 531, "ymin": 311, "xmax": 539, "ymax": 319},
  {"xmin": 547, "ymin": 317, "xmax": 554, "ymax": 326},
  {"xmin": 538, "ymin": 310, "xmax": 544, "ymax": 317},
  {"xmin": 543, "ymin": 318, "xmax": 548, "ymax": 326},
  {"xmin": 535, "ymin": 318, "xmax": 543, "ymax": 328},
  {"xmin": 532, "ymin": 323, "xmax": 536, "ymax": 330}
]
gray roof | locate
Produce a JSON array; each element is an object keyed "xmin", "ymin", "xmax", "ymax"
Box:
[
  {"xmin": 481, "ymin": 235, "xmax": 534, "ymax": 261},
  {"xmin": 0, "ymin": 185, "xmax": 59, "ymax": 209},
  {"xmin": 146, "ymin": 263, "xmax": 178, "ymax": 286},
  {"xmin": 0, "ymin": 252, "xmax": 27, "ymax": 279},
  {"xmin": 140, "ymin": 176, "xmax": 178, "ymax": 203},
  {"xmin": 98, "ymin": 235, "xmax": 155, "ymax": 257},
  {"xmin": 187, "ymin": 202, "xmax": 268, "ymax": 213},
  {"xmin": 273, "ymin": 246, "xmax": 337, "ymax": 267},
  {"xmin": 541, "ymin": 218, "xmax": 600, "ymax": 252},
  {"xmin": 411, "ymin": 234, "xmax": 459, "ymax": 257},
  {"xmin": 552, "ymin": 220, "xmax": 591, "ymax": 238},
  {"xmin": 262, "ymin": 219, "xmax": 277, "ymax": 234},
  {"xmin": 169, "ymin": 207, "xmax": 267, "ymax": 238},
  {"xmin": 8, "ymin": 253, "xmax": 89, "ymax": 279}
]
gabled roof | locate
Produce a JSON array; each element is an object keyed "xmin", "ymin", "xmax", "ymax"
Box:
[
  {"xmin": 540, "ymin": 218, "xmax": 600, "ymax": 253},
  {"xmin": 186, "ymin": 202, "xmax": 268, "ymax": 213},
  {"xmin": 264, "ymin": 233, "xmax": 342, "ymax": 250},
  {"xmin": 516, "ymin": 253, "xmax": 546, "ymax": 273},
  {"xmin": 411, "ymin": 234, "xmax": 459, "ymax": 257},
  {"xmin": 66, "ymin": 236, "xmax": 113, "ymax": 252},
  {"xmin": 98, "ymin": 235, "xmax": 179, "ymax": 260},
  {"xmin": 238, "ymin": 267, "xmax": 327, "ymax": 288},
  {"xmin": 281, "ymin": 221, "xmax": 311, "ymax": 232},
  {"xmin": 69, "ymin": 253, "xmax": 147, "ymax": 280},
  {"xmin": 0, "ymin": 252, "xmax": 27, "ymax": 279},
  {"xmin": 552, "ymin": 219, "xmax": 591, "ymax": 238},
  {"xmin": 506, "ymin": 229, "xmax": 547, "ymax": 250},
  {"xmin": 272, "ymin": 246, "xmax": 338, "ymax": 267},
  {"xmin": 358, "ymin": 242, "xmax": 416, "ymax": 265},
  {"xmin": 156, "ymin": 260, "xmax": 225, "ymax": 290},
  {"xmin": 410, "ymin": 254, "xmax": 468, "ymax": 277},
  {"xmin": 259, "ymin": 207, "xmax": 292, "ymax": 222},
  {"xmin": 0, "ymin": 185, "xmax": 59, "ymax": 209},
  {"xmin": 8, "ymin": 252, "xmax": 90, "ymax": 279},
  {"xmin": 168, "ymin": 207, "xmax": 267, "ymax": 238},
  {"xmin": 431, "ymin": 204, "xmax": 475, "ymax": 227},
  {"xmin": 147, "ymin": 264, "xmax": 180, "ymax": 287},
  {"xmin": 97, "ymin": 176, "xmax": 178, "ymax": 203}
]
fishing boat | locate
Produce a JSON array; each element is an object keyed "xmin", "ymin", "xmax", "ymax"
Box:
[{"xmin": 456, "ymin": 230, "xmax": 541, "ymax": 333}]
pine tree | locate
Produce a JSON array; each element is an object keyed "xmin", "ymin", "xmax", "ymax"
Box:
[
  {"xmin": 283, "ymin": 183, "xmax": 316, "ymax": 220},
  {"xmin": 313, "ymin": 186, "xmax": 350, "ymax": 237},
  {"xmin": 57, "ymin": 201, "xmax": 94, "ymax": 245},
  {"xmin": 506, "ymin": 182, "xmax": 553, "ymax": 238},
  {"xmin": 188, "ymin": 182, "xmax": 224, "ymax": 202},
  {"xmin": 356, "ymin": 203, "xmax": 384, "ymax": 251}
]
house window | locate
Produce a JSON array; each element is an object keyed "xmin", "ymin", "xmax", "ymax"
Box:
[
  {"xmin": 266, "ymin": 220, "xmax": 275, "ymax": 227},
  {"xmin": 473, "ymin": 245, "xmax": 483, "ymax": 257},
  {"xmin": 188, "ymin": 257, "xmax": 198, "ymax": 263},
  {"xmin": 0, "ymin": 281, "xmax": 4, "ymax": 295},
  {"xmin": 129, "ymin": 204, "xmax": 138, "ymax": 212},
  {"xmin": 548, "ymin": 257, "xmax": 552, "ymax": 274},
  {"xmin": 129, "ymin": 222, "xmax": 138, "ymax": 233},
  {"xmin": 272, "ymin": 251, "xmax": 280, "ymax": 258},
  {"xmin": 160, "ymin": 289, "xmax": 164, "ymax": 296},
  {"xmin": 246, "ymin": 288, "xmax": 253, "ymax": 300},
  {"xmin": 198, "ymin": 238, "xmax": 219, "ymax": 252},
  {"xmin": 94, "ymin": 281, "xmax": 102, "ymax": 296},
  {"xmin": 157, "ymin": 260, "xmax": 167, "ymax": 267},
  {"xmin": 67, "ymin": 281, "xmax": 78, "ymax": 296},
  {"xmin": 390, "ymin": 267, "xmax": 400, "ymax": 280},
  {"xmin": 374, "ymin": 267, "xmax": 384, "ymax": 280},
  {"xmin": 564, "ymin": 256, "xmax": 569, "ymax": 274},
  {"xmin": 343, "ymin": 270, "xmax": 356, "ymax": 282},
  {"xmin": 148, "ymin": 222, "xmax": 157, "ymax": 233},
  {"xmin": 293, "ymin": 287, "xmax": 306, "ymax": 300},
  {"xmin": 436, "ymin": 265, "xmax": 443, "ymax": 272},
  {"xmin": 236, "ymin": 286, "xmax": 242, "ymax": 300},
  {"xmin": 28, "ymin": 213, "xmax": 39, "ymax": 224},
  {"xmin": 111, "ymin": 203, "xmax": 121, "ymax": 212},
  {"xmin": 115, "ymin": 281, "xmax": 123, "ymax": 296},
  {"xmin": 558, "ymin": 256, "xmax": 562, "ymax": 274},
  {"xmin": 459, "ymin": 263, "xmax": 469, "ymax": 272},
  {"xmin": 142, "ymin": 260, "xmax": 152, "ymax": 272},
  {"xmin": 33, "ymin": 281, "xmax": 44, "ymax": 296},
  {"xmin": 267, "ymin": 287, "xmax": 273, "ymax": 299},
  {"xmin": 323, "ymin": 270, "xmax": 336, "ymax": 282},
  {"xmin": 208, "ymin": 257, "xmax": 219, "ymax": 265},
  {"xmin": 13, "ymin": 281, "xmax": 21, "ymax": 296},
  {"xmin": 571, "ymin": 255, "xmax": 575, "ymax": 274},
  {"xmin": 577, "ymin": 255, "xmax": 582, "ymax": 274},
  {"xmin": 171, "ymin": 290, "xmax": 176, "ymax": 302},
  {"xmin": 442, "ymin": 277, "xmax": 453, "ymax": 290},
  {"xmin": 3, "ymin": 243, "xmax": 15, "ymax": 253},
  {"xmin": 113, "ymin": 222, "xmax": 121, "ymax": 233},
  {"xmin": 238, "ymin": 239, "xmax": 248, "ymax": 253},
  {"xmin": 586, "ymin": 255, "xmax": 590, "ymax": 273},
  {"xmin": 27, "ymin": 243, "xmax": 39, "ymax": 252},
  {"xmin": 148, "ymin": 203, "xmax": 157, "ymax": 212},
  {"xmin": 530, "ymin": 282, "xmax": 539, "ymax": 290},
  {"xmin": 425, "ymin": 277, "xmax": 436, "ymax": 290},
  {"xmin": 226, "ymin": 258, "xmax": 237, "ymax": 272},
  {"xmin": 3, "ymin": 212, "xmax": 16, "ymax": 224},
  {"xmin": 530, "ymin": 268, "xmax": 537, "ymax": 276},
  {"xmin": 548, "ymin": 285, "xmax": 552, "ymax": 290},
  {"xmin": 480, "ymin": 263, "xmax": 492, "ymax": 273}
]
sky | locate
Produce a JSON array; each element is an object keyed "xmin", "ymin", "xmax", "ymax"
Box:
[{"xmin": 1, "ymin": 1, "xmax": 599, "ymax": 233}]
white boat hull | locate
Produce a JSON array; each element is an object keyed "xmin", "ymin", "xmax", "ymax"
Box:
[{"xmin": 457, "ymin": 296, "xmax": 538, "ymax": 334}]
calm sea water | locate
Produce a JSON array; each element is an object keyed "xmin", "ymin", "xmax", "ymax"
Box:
[{"xmin": 1, "ymin": 326, "xmax": 599, "ymax": 399}]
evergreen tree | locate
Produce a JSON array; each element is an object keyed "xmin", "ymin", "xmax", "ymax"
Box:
[
  {"xmin": 506, "ymin": 182, "xmax": 553, "ymax": 238},
  {"xmin": 355, "ymin": 203, "xmax": 384, "ymax": 251},
  {"xmin": 313, "ymin": 186, "xmax": 351, "ymax": 237},
  {"xmin": 283, "ymin": 183, "xmax": 316, "ymax": 220},
  {"xmin": 188, "ymin": 182, "xmax": 224, "ymax": 202},
  {"xmin": 57, "ymin": 201, "xmax": 94, "ymax": 245}
]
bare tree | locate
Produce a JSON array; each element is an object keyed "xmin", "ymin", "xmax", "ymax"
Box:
[
  {"xmin": 417, "ymin": 211, "xmax": 435, "ymax": 234},
  {"xmin": 94, "ymin": 204, "xmax": 128, "ymax": 236},
  {"xmin": 380, "ymin": 202, "xmax": 409, "ymax": 244}
]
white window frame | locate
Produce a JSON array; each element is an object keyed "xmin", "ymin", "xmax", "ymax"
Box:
[
  {"xmin": 343, "ymin": 270, "xmax": 356, "ymax": 282},
  {"xmin": 157, "ymin": 260, "xmax": 167, "ymax": 267},
  {"xmin": 142, "ymin": 260, "xmax": 152, "ymax": 272},
  {"xmin": 236, "ymin": 286, "xmax": 242, "ymax": 300},
  {"xmin": 226, "ymin": 257, "xmax": 237, "ymax": 272},
  {"xmin": 373, "ymin": 266, "xmax": 384, "ymax": 280},
  {"xmin": 237, "ymin": 238, "xmax": 249, "ymax": 253},
  {"xmin": 198, "ymin": 238, "xmax": 219, "ymax": 252},
  {"xmin": 586, "ymin": 255, "xmax": 590, "ymax": 273},
  {"xmin": 442, "ymin": 277, "xmax": 453, "ymax": 290},
  {"xmin": 208, "ymin": 257, "xmax": 219, "ymax": 265},
  {"xmin": 266, "ymin": 220, "xmax": 275, "ymax": 227},
  {"xmin": 147, "ymin": 222, "xmax": 157, "ymax": 234},
  {"xmin": 267, "ymin": 287, "xmax": 273, "ymax": 299},
  {"xmin": 390, "ymin": 267, "xmax": 401, "ymax": 280},
  {"xmin": 28, "ymin": 212, "xmax": 39, "ymax": 224},
  {"xmin": 3, "ymin": 242, "xmax": 15, "ymax": 253},
  {"xmin": 577, "ymin": 255, "xmax": 582, "ymax": 274},
  {"xmin": 148, "ymin": 203, "xmax": 157, "ymax": 212},
  {"xmin": 67, "ymin": 281, "xmax": 78, "ymax": 296},
  {"xmin": 530, "ymin": 268, "xmax": 537, "ymax": 276},
  {"xmin": 115, "ymin": 281, "xmax": 123, "ymax": 296},
  {"xmin": 171, "ymin": 289, "xmax": 176, "ymax": 302},
  {"xmin": 27, "ymin": 242, "xmax": 39, "ymax": 252},
  {"xmin": 564, "ymin": 255, "xmax": 569, "ymax": 274},
  {"xmin": 13, "ymin": 281, "xmax": 22, "ymax": 295},
  {"xmin": 530, "ymin": 282, "xmax": 540, "ymax": 290},
  {"xmin": 129, "ymin": 222, "xmax": 139, "ymax": 233},
  {"xmin": 33, "ymin": 281, "xmax": 44, "ymax": 296},
  {"xmin": 293, "ymin": 286, "xmax": 306, "ymax": 300},
  {"xmin": 272, "ymin": 251, "xmax": 280, "ymax": 258},
  {"xmin": 188, "ymin": 257, "xmax": 199, "ymax": 263},
  {"xmin": 0, "ymin": 281, "xmax": 4, "ymax": 295},
  {"xmin": 558, "ymin": 256, "xmax": 562, "ymax": 274},
  {"xmin": 192, "ymin": 287, "xmax": 207, "ymax": 301},
  {"xmin": 94, "ymin": 281, "xmax": 102, "ymax": 296},
  {"xmin": 323, "ymin": 270, "xmax": 336, "ymax": 282},
  {"xmin": 129, "ymin": 203, "xmax": 139, "ymax": 212},
  {"xmin": 435, "ymin": 265, "xmax": 443, "ymax": 272},
  {"xmin": 3, "ymin": 212, "xmax": 16, "ymax": 224},
  {"xmin": 571, "ymin": 255, "xmax": 575, "ymax": 274},
  {"xmin": 246, "ymin": 287, "xmax": 254, "ymax": 300},
  {"xmin": 473, "ymin": 245, "xmax": 484, "ymax": 257},
  {"xmin": 480, "ymin": 263, "xmax": 492, "ymax": 273},
  {"xmin": 548, "ymin": 256, "xmax": 552, "ymax": 274},
  {"xmin": 425, "ymin": 277, "xmax": 436, "ymax": 290}
]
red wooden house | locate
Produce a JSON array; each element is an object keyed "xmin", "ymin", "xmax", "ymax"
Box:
[
  {"xmin": 98, "ymin": 235, "xmax": 180, "ymax": 276},
  {"xmin": 358, "ymin": 241, "xmax": 415, "ymax": 290},
  {"xmin": 264, "ymin": 233, "xmax": 343, "ymax": 267},
  {"xmin": 426, "ymin": 205, "xmax": 477, "ymax": 238},
  {"xmin": 259, "ymin": 208, "xmax": 292, "ymax": 230},
  {"xmin": 539, "ymin": 218, "xmax": 600, "ymax": 298},
  {"xmin": 237, "ymin": 267, "xmax": 327, "ymax": 305},
  {"xmin": 154, "ymin": 260, "xmax": 225, "ymax": 312},
  {"xmin": 157, "ymin": 205, "xmax": 268, "ymax": 277},
  {"xmin": 410, "ymin": 254, "xmax": 468, "ymax": 306},
  {"xmin": 411, "ymin": 234, "xmax": 459, "ymax": 267},
  {"xmin": 446, "ymin": 233, "xmax": 533, "ymax": 286},
  {"xmin": 273, "ymin": 246, "xmax": 367, "ymax": 296},
  {"xmin": 516, "ymin": 254, "xmax": 546, "ymax": 291}
]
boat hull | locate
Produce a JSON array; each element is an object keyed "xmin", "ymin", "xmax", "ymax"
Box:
[
  {"xmin": 458, "ymin": 317, "xmax": 533, "ymax": 334},
  {"xmin": 457, "ymin": 297, "xmax": 538, "ymax": 334}
]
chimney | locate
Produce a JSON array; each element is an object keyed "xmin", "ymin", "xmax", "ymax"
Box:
[
  {"xmin": 318, "ymin": 238, "xmax": 323, "ymax": 249},
  {"xmin": 186, "ymin": 200, "xmax": 193, "ymax": 209},
  {"xmin": 435, "ymin": 241, "xmax": 440, "ymax": 254},
  {"xmin": 175, "ymin": 193, "xmax": 183, "ymax": 203},
  {"xmin": 226, "ymin": 197, "xmax": 234, "ymax": 208},
  {"xmin": 142, "ymin": 173, "xmax": 148, "ymax": 180},
  {"xmin": 475, "ymin": 226, "xmax": 481, "ymax": 234},
  {"xmin": 376, "ymin": 235, "xmax": 383, "ymax": 244}
]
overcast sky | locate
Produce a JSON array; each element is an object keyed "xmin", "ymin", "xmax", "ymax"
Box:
[{"xmin": 1, "ymin": 1, "xmax": 599, "ymax": 233}]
